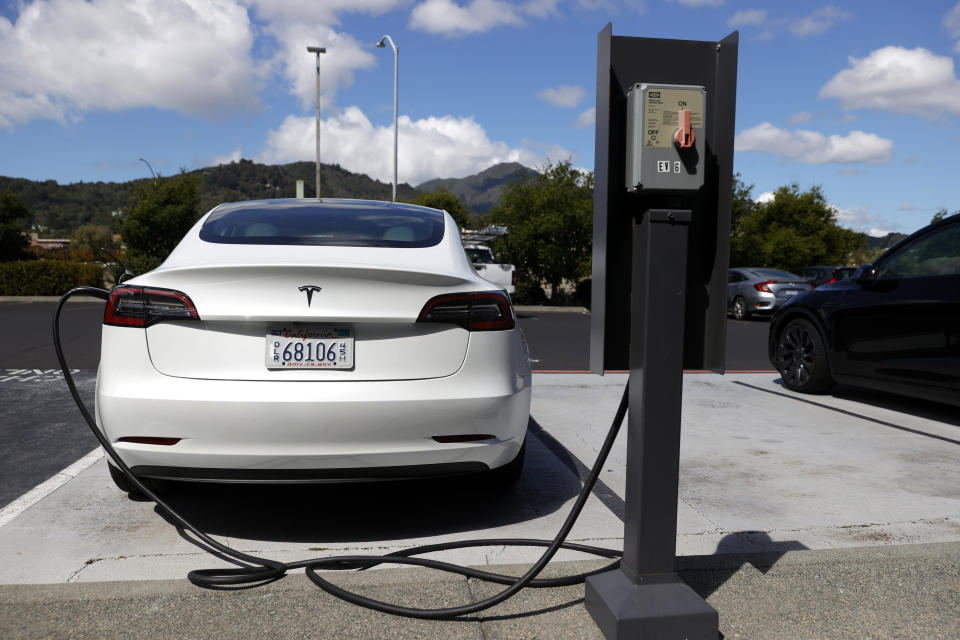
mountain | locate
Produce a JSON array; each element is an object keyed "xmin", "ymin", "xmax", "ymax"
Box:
[
  {"xmin": 0, "ymin": 160, "xmax": 418, "ymax": 235},
  {"xmin": 865, "ymin": 232, "xmax": 907, "ymax": 253},
  {"xmin": 2, "ymin": 160, "xmax": 535, "ymax": 235},
  {"xmin": 417, "ymin": 162, "xmax": 537, "ymax": 215}
]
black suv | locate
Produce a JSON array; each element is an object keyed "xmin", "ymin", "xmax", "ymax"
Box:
[{"xmin": 769, "ymin": 214, "xmax": 960, "ymax": 406}]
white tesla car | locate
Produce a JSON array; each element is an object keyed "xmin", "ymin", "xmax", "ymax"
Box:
[{"xmin": 96, "ymin": 199, "xmax": 532, "ymax": 494}]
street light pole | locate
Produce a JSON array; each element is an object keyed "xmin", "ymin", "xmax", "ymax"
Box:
[
  {"xmin": 306, "ymin": 46, "xmax": 326, "ymax": 199},
  {"xmin": 377, "ymin": 35, "xmax": 398, "ymax": 202},
  {"xmin": 138, "ymin": 157, "xmax": 157, "ymax": 182}
]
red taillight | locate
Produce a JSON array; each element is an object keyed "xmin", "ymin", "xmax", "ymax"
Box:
[
  {"xmin": 511, "ymin": 271, "xmax": 517, "ymax": 286},
  {"xmin": 823, "ymin": 277, "xmax": 838, "ymax": 285},
  {"xmin": 417, "ymin": 291, "xmax": 515, "ymax": 331},
  {"xmin": 104, "ymin": 286, "xmax": 199, "ymax": 328},
  {"xmin": 753, "ymin": 280, "xmax": 775, "ymax": 293}
]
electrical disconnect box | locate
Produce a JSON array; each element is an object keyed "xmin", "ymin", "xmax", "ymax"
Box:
[{"xmin": 625, "ymin": 83, "xmax": 706, "ymax": 192}]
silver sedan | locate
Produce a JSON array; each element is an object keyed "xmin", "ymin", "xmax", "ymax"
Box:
[{"xmin": 727, "ymin": 268, "xmax": 813, "ymax": 320}]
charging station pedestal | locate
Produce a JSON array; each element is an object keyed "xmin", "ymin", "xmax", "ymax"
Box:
[{"xmin": 586, "ymin": 25, "xmax": 738, "ymax": 640}]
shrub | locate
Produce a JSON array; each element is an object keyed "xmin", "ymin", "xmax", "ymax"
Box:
[{"xmin": 0, "ymin": 260, "xmax": 105, "ymax": 296}]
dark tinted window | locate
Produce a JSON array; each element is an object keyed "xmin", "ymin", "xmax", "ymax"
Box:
[
  {"xmin": 879, "ymin": 221, "xmax": 960, "ymax": 279},
  {"xmin": 200, "ymin": 202, "xmax": 445, "ymax": 248}
]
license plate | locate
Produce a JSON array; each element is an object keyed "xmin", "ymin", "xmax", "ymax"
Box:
[
  {"xmin": 783, "ymin": 289, "xmax": 798, "ymax": 297},
  {"xmin": 265, "ymin": 326, "xmax": 354, "ymax": 369}
]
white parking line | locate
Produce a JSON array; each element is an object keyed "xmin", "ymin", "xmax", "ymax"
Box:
[{"xmin": 0, "ymin": 447, "xmax": 103, "ymax": 529}]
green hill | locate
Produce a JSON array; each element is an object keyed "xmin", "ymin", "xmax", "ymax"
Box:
[
  {"xmin": 1, "ymin": 160, "xmax": 536, "ymax": 236},
  {"xmin": 0, "ymin": 160, "xmax": 417, "ymax": 235},
  {"xmin": 418, "ymin": 162, "xmax": 537, "ymax": 215}
]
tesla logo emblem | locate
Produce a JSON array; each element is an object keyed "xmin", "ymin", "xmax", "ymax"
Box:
[{"xmin": 298, "ymin": 285, "xmax": 322, "ymax": 307}]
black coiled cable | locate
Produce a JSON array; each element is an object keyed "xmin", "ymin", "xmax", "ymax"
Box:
[{"xmin": 54, "ymin": 286, "xmax": 628, "ymax": 620}]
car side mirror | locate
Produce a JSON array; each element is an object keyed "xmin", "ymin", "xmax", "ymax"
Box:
[{"xmin": 854, "ymin": 263, "xmax": 876, "ymax": 282}]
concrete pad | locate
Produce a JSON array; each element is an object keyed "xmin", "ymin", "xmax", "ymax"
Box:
[{"xmin": 0, "ymin": 372, "xmax": 958, "ymax": 589}]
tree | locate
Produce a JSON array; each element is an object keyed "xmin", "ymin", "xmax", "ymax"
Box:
[
  {"xmin": 484, "ymin": 161, "xmax": 593, "ymax": 305},
  {"xmin": 409, "ymin": 187, "xmax": 472, "ymax": 229},
  {"xmin": 71, "ymin": 224, "xmax": 120, "ymax": 261},
  {"xmin": 730, "ymin": 183, "xmax": 866, "ymax": 272},
  {"xmin": 123, "ymin": 172, "xmax": 200, "ymax": 273},
  {"xmin": 728, "ymin": 173, "xmax": 758, "ymax": 267},
  {"xmin": 0, "ymin": 190, "xmax": 31, "ymax": 261},
  {"xmin": 931, "ymin": 207, "xmax": 958, "ymax": 224}
]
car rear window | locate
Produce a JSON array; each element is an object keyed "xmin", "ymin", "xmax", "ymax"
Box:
[
  {"xmin": 199, "ymin": 202, "xmax": 445, "ymax": 248},
  {"xmin": 751, "ymin": 269, "xmax": 801, "ymax": 280}
]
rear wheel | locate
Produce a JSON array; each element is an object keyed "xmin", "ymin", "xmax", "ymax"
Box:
[
  {"xmin": 775, "ymin": 318, "xmax": 833, "ymax": 393},
  {"xmin": 108, "ymin": 462, "xmax": 153, "ymax": 499},
  {"xmin": 731, "ymin": 296, "xmax": 749, "ymax": 321}
]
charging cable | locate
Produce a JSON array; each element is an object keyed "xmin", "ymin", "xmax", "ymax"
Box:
[{"xmin": 54, "ymin": 286, "xmax": 628, "ymax": 619}]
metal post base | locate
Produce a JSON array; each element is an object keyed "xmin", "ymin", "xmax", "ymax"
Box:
[{"xmin": 585, "ymin": 566, "xmax": 718, "ymax": 640}]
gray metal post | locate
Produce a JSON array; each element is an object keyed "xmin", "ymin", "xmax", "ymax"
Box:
[
  {"xmin": 584, "ymin": 209, "xmax": 718, "ymax": 639},
  {"xmin": 307, "ymin": 46, "xmax": 326, "ymax": 199},
  {"xmin": 378, "ymin": 35, "xmax": 399, "ymax": 202}
]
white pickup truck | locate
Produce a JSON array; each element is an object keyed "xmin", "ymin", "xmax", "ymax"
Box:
[{"xmin": 464, "ymin": 243, "xmax": 516, "ymax": 296}]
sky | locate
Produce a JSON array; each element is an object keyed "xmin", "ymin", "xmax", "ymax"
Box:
[{"xmin": 1, "ymin": 0, "xmax": 959, "ymax": 237}]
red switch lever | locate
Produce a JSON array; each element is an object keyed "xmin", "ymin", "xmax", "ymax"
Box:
[{"xmin": 673, "ymin": 109, "xmax": 694, "ymax": 149}]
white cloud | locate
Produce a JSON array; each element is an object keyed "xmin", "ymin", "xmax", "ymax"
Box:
[
  {"xmin": 755, "ymin": 191, "xmax": 774, "ymax": 204},
  {"xmin": 820, "ymin": 46, "xmax": 960, "ymax": 117},
  {"xmin": 212, "ymin": 148, "xmax": 243, "ymax": 165},
  {"xmin": 943, "ymin": 2, "xmax": 960, "ymax": 49},
  {"xmin": 536, "ymin": 85, "xmax": 585, "ymax": 108},
  {"xmin": 787, "ymin": 112, "xmax": 812, "ymax": 125},
  {"xmin": 677, "ymin": 0, "xmax": 723, "ymax": 7},
  {"xmin": 728, "ymin": 6, "xmax": 849, "ymax": 37},
  {"xmin": 833, "ymin": 205, "xmax": 900, "ymax": 236},
  {"xmin": 0, "ymin": 0, "xmax": 259, "ymax": 127},
  {"xmin": 408, "ymin": 0, "xmax": 565, "ymax": 35},
  {"xmin": 789, "ymin": 6, "xmax": 851, "ymax": 37},
  {"xmin": 268, "ymin": 22, "xmax": 379, "ymax": 112},
  {"xmin": 256, "ymin": 106, "xmax": 571, "ymax": 186},
  {"xmin": 574, "ymin": 107, "xmax": 595, "ymax": 128},
  {"xmin": 899, "ymin": 201, "xmax": 916, "ymax": 211},
  {"xmin": 735, "ymin": 123, "xmax": 893, "ymax": 164},
  {"xmin": 409, "ymin": 0, "xmax": 525, "ymax": 35},
  {"xmin": 727, "ymin": 9, "xmax": 767, "ymax": 27},
  {"xmin": 576, "ymin": 0, "xmax": 646, "ymax": 12}
]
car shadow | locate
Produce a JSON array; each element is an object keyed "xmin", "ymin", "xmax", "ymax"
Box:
[
  {"xmin": 827, "ymin": 384, "xmax": 960, "ymax": 428},
  {"xmin": 150, "ymin": 416, "xmax": 585, "ymax": 544},
  {"xmin": 769, "ymin": 378, "xmax": 960, "ymax": 428}
]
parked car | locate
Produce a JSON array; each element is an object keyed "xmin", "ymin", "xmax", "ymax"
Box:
[
  {"xmin": 727, "ymin": 268, "xmax": 813, "ymax": 320},
  {"xmin": 795, "ymin": 265, "xmax": 857, "ymax": 288},
  {"xmin": 97, "ymin": 199, "xmax": 532, "ymax": 495},
  {"xmin": 769, "ymin": 214, "xmax": 960, "ymax": 406}
]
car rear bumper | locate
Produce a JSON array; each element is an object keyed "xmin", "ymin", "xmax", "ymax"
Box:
[{"xmin": 96, "ymin": 325, "xmax": 531, "ymax": 476}]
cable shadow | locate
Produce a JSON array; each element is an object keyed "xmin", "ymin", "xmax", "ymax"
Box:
[
  {"xmin": 151, "ymin": 417, "xmax": 585, "ymax": 543},
  {"xmin": 678, "ymin": 531, "xmax": 808, "ymax": 601}
]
